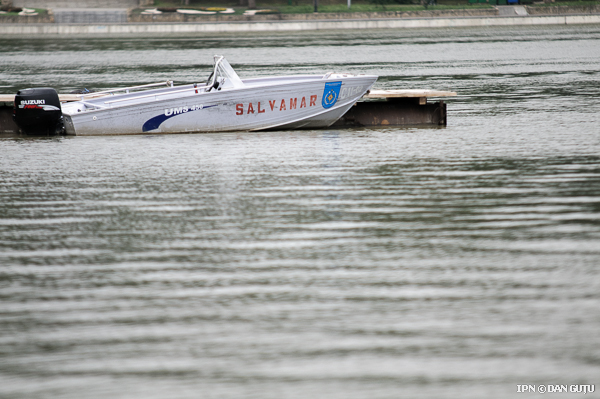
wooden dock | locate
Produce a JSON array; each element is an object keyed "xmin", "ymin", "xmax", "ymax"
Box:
[
  {"xmin": 366, "ymin": 89, "xmax": 456, "ymax": 99},
  {"xmin": 1, "ymin": 89, "xmax": 456, "ymax": 104},
  {"xmin": 0, "ymin": 89, "xmax": 457, "ymax": 135},
  {"xmin": 335, "ymin": 89, "xmax": 456, "ymax": 128},
  {"xmin": 0, "ymin": 93, "xmax": 110, "ymax": 103}
]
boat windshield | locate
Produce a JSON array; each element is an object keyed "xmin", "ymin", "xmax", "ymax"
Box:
[{"xmin": 212, "ymin": 55, "xmax": 245, "ymax": 89}]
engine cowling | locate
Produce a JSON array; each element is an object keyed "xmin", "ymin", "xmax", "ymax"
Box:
[{"xmin": 13, "ymin": 88, "xmax": 65, "ymax": 135}]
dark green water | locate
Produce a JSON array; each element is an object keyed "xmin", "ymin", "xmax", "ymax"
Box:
[{"xmin": 1, "ymin": 26, "xmax": 600, "ymax": 398}]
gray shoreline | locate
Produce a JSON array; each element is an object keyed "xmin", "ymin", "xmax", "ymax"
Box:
[
  {"xmin": 1, "ymin": 13, "xmax": 600, "ymax": 35},
  {"xmin": 1, "ymin": 4, "xmax": 600, "ymax": 35}
]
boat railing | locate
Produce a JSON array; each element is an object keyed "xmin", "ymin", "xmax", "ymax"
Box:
[
  {"xmin": 77, "ymin": 81, "xmax": 175, "ymax": 100},
  {"xmin": 86, "ymin": 56, "xmax": 228, "ymax": 107},
  {"xmin": 103, "ymin": 83, "xmax": 212, "ymax": 106}
]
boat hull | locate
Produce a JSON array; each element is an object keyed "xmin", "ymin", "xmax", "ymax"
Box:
[{"xmin": 63, "ymin": 75, "xmax": 377, "ymax": 136}]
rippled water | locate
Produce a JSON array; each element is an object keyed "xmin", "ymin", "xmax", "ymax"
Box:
[{"xmin": 1, "ymin": 25, "xmax": 600, "ymax": 398}]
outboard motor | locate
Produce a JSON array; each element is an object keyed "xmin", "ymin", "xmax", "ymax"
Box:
[{"xmin": 13, "ymin": 88, "xmax": 65, "ymax": 135}]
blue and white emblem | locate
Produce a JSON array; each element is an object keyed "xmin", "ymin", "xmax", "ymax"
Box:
[{"xmin": 322, "ymin": 81, "xmax": 342, "ymax": 109}]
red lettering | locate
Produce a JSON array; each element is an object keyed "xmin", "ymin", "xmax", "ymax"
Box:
[
  {"xmin": 280, "ymin": 99, "xmax": 286, "ymax": 111},
  {"xmin": 289, "ymin": 98, "xmax": 297, "ymax": 110},
  {"xmin": 269, "ymin": 100, "xmax": 277, "ymax": 111},
  {"xmin": 247, "ymin": 103, "xmax": 254, "ymax": 114},
  {"xmin": 258, "ymin": 102, "xmax": 265, "ymax": 114},
  {"xmin": 236, "ymin": 104, "xmax": 243, "ymax": 115},
  {"xmin": 300, "ymin": 97, "xmax": 306, "ymax": 108},
  {"xmin": 310, "ymin": 95, "xmax": 317, "ymax": 107}
]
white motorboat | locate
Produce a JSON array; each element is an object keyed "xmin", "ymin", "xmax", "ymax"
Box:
[{"xmin": 13, "ymin": 56, "xmax": 377, "ymax": 136}]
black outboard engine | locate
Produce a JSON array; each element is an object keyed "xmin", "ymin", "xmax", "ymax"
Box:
[{"xmin": 13, "ymin": 88, "xmax": 65, "ymax": 135}]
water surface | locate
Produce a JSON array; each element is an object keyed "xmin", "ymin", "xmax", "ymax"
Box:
[{"xmin": 1, "ymin": 25, "xmax": 600, "ymax": 399}]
